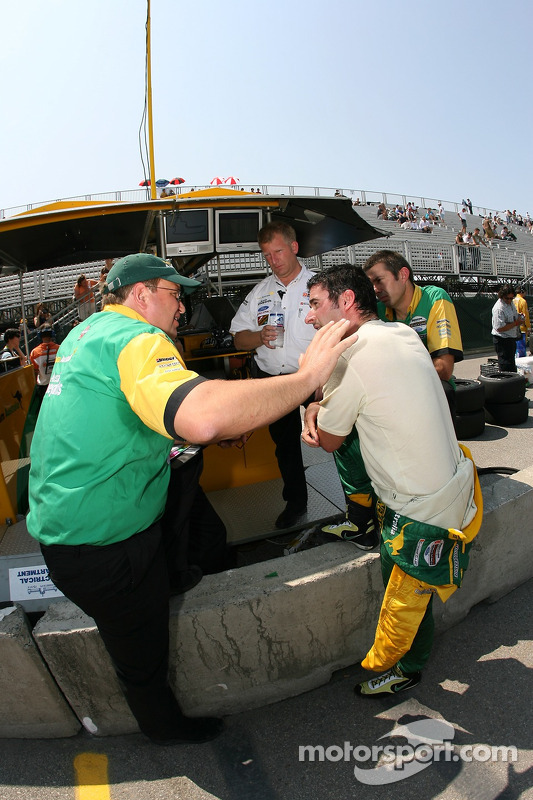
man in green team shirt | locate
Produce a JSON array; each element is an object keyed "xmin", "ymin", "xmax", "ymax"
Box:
[
  {"xmin": 27, "ymin": 253, "xmax": 357, "ymax": 746},
  {"xmin": 363, "ymin": 249, "xmax": 463, "ymax": 387}
]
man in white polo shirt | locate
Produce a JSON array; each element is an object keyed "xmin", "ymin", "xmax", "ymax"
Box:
[{"xmin": 230, "ymin": 222, "xmax": 316, "ymax": 529}]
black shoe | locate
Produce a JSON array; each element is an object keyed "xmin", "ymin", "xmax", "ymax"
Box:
[
  {"xmin": 170, "ymin": 566, "xmax": 203, "ymax": 595},
  {"xmin": 275, "ymin": 503, "xmax": 307, "ymax": 529},
  {"xmin": 147, "ymin": 715, "xmax": 224, "ymax": 745}
]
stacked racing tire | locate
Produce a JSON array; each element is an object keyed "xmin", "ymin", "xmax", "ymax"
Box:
[
  {"xmin": 478, "ymin": 372, "xmax": 529, "ymax": 426},
  {"xmin": 454, "ymin": 378, "xmax": 486, "ymax": 439}
]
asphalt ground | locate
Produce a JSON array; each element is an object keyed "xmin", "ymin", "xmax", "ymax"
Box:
[
  {"xmin": 1, "ymin": 352, "xmax": 531, "ymax": 800},
  {"xmin": 1, "ymin": 578, "xmax": 530, "ymax": 800}
]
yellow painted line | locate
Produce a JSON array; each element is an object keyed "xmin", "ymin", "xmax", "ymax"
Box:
[{"xmin": 74, "ymin": 753, "xmax": 111, "ymax": 800}]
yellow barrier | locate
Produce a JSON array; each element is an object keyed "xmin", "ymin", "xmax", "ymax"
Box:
[{"xmin": 0, "ymin": 365, "xmax": 36, "ymax": 522}]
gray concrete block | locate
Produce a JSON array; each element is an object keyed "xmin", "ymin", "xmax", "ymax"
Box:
[
  {"xmin": 170, "ymin": 547, "xmax": 383, "ymax": 716},
  {"xmin": 32, "ymin": 599, "xmax": 138, "ymax": 737},
  {"xmin": 16, "ymin": 467, "xmax": 533, "ymax": 738},
  {"xmin": 0, "ymin": 604, "xmax": 80, "ymax": 738}
]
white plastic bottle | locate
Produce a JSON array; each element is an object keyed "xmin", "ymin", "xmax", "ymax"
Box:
[{"xmin": 268, "ymin": 300, "xmax": 285, "ymax": 347}]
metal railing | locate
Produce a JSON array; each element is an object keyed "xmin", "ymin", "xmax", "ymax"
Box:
[
  {"xmin": 2, "ymin": 241, "xmax": 533, "ymax": 320},
  {"xmin": 0, "ymin": 184, "xmax": 506, "ymax": 222}
]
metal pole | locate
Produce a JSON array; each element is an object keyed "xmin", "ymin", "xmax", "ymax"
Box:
[
  {"xmin": 146, "ymin": 0, "xmax": 157, "ymax": 200},
  {"xmin": 158, "ymin": 211, "xmax": 167, "ymax": 258},
  {"xmin": 19, "ymin": 272, "xmax": 30, "ymax": 359}
]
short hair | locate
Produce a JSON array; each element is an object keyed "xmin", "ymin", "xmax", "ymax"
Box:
[
  {"xmin": 258, "ymin": 221, "xmax": 297, "ymax": 246},
  {"xmin": 363, "ymin": 249, "xmax": 414, "ymax": 283},
  {"xmin": 76, "ymin": 274, "xmax": 87, "ymax": 287},
  {"xmin": 4, "ymin": 328, "xmax": 20, "ymax": 344},
  {"xmin": 308, "ymin": 264, "xmax": 377, "ymax": 317},
  {"xmin": 498, "ymin": 284, "xmax": 515, "ymax": 300},
  {"xmin": 102, "ymin": 278, "xmax": 160, "ymax": 306}
]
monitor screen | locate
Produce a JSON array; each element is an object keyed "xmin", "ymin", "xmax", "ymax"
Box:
[
  {"xmin": 165, "ymin": 209, "xmax": 214, "ymax": 255},
  {"xmin": 215, "ymin": 210, "xmax": 262, "ymax": 252}
]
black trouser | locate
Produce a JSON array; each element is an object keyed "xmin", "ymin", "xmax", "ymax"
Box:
[
  {"xmin": 41, "ymin": 523, "xmax": 186, "ymax": 739},
  {"xmin": 254, "ymin": 365, "xmax": 309, "ymax": 507},
  {"xmin": 493, "ymin": 335, "xmax": 517, "ymax": 372},
  {"xmin": 161, "ymin": 450, "xmax": 231, "ymax": 576}
]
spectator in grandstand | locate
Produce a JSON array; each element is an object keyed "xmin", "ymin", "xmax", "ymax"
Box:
[
  {"xmin": 0, "ymin": 328, "xmax": 27, "ymax": 365},
  {"xmin": 301, "ymin": 264, "xmax": 480, "ymax": 698},
  {"xmin": 458, "ymin": 207, "xmax": 467, "ymax": 231},
  {"xmin": 513, "ymin": 289, "xmax": 530, "ymax": 358},
  {"xmin": 73, "ymin": 274, "xmax": 97, "ymax": 321},
  {"xmin": 418, "ymin": 218, "xmax": 432, "ymax": 233},
  {"xmin": 491, "ymin": 285, "xmax": 521, "ymax": 372},
  {"xmin": 98, "ymin": 263, "xmax": 112, "ymax": 299},
  {"xmin": 33, "ymin": 303, "xmax": 51, "ymax": 329},
  {"xmin": 438, "ymin": 201, "xmax": 445, "ymax": 221},
  {"xmin": 455, "ymin": 231, "xmax": 469, "ymax": 270},
  {"xmin": 470, "ymin": 228, "xmax": 486, "ymax": 269},
  {"xmin": 29, "ymin": 326, "xmax": 60, "ymax": 412},
  {"xmin": 472, "ymin": 227, "xmax": 487, "ymax": 246},
  {"xmin": 377, "ymin": 202, "xmax": 387, "ymax": 219},
  {"xmin": 501, "ymin": 226, "xmax": 517, "ymax": 242},
  {"xmin": 482, "ymin": 217, "xmax": 496, "ymax": 242},
  {"xmin": 466, "ymin": 198, "xmax": 473, "ymax": 214},
  {"xmin": 398, "ymin": 210, "xmax": 409, "ymax": 226}
]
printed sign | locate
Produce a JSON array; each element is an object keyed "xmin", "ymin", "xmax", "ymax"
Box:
[{"xmin": 9, "ymin": 564, "xmax": 64, "ymax": 601}]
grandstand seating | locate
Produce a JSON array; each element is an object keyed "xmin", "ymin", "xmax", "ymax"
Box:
[{"xmin": 2, "ymin": 188, "xmax": 533, "ymax": 326}]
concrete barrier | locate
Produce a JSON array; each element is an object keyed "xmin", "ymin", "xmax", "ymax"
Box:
[
  {"xmin": 0, "ymin": 604, "xmax": 80, "ymax": 738},
  {"xmin": 13, "ymin": 469, "xmax": 533, "ymax": 738}
]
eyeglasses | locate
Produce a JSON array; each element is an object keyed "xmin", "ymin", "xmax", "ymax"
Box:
[{"xmin": 155, "ymin": 286, "xmax": 182, "ymax": 301}]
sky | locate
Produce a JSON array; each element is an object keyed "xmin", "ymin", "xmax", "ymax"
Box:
[{"xmin": 1, "ymin": 0, "xmax": 532, "ymax": 215}]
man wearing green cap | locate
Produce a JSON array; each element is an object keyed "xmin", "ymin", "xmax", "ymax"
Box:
[{"xmin": 27, "ymin": 253, "xmax": 356, "ymax": 746}]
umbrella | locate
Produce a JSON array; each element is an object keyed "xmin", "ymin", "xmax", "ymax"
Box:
[
  {"xmin": 139, "ymin": 179, "xmax": 151, "ymax": 186},
  {"xmin": 224, "ymin": 177, "xmax": 239, "ymax": 185},
  {"xmin": 210, "ymin": 177, "xmax": 224, "ymax": 185},
  {"xmin": 170, "ymin": 177, "xmax": 185, "ymax": 185},
  {"xmin": 156, "ymin": 179, "xmax": 170, "ymax": 188}
]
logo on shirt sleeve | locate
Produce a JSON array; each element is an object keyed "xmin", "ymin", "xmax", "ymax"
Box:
[{"xmin": 155, "ymin": 355, "xmax": 184, "ymax": 373}]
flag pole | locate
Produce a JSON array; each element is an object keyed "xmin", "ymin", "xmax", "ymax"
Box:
[{"xmin": 146, "ymin": 0, "xmax": 157, "ymax": 200}]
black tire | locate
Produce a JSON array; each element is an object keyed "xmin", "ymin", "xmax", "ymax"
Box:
[
  {"xmin": 454, "ymin": 379, "xmax": 485, "ymax": 413},
  {"xmin": 484, "ymin": 397, "xmax": 530, "ymax": 426},
  {"xmin": 478, "ymin": 372, "xmax": 526, "ymax": 404},
  {"xmin": 454, "ymin": 408, "xmax": 486, "ymax": 439}
]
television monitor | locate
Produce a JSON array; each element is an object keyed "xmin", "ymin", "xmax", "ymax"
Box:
[
  {"xmin": 164, "ymin": 208, "xmax": 214, "ymax": 256},
  {"xmin": 215, "ymin": 209, "xmax": 263, "ymax": 253}
]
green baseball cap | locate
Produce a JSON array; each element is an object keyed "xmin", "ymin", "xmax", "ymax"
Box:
[{"xmin": 105, "ymin": 253, "xmax": 201, "ymax": 295}]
